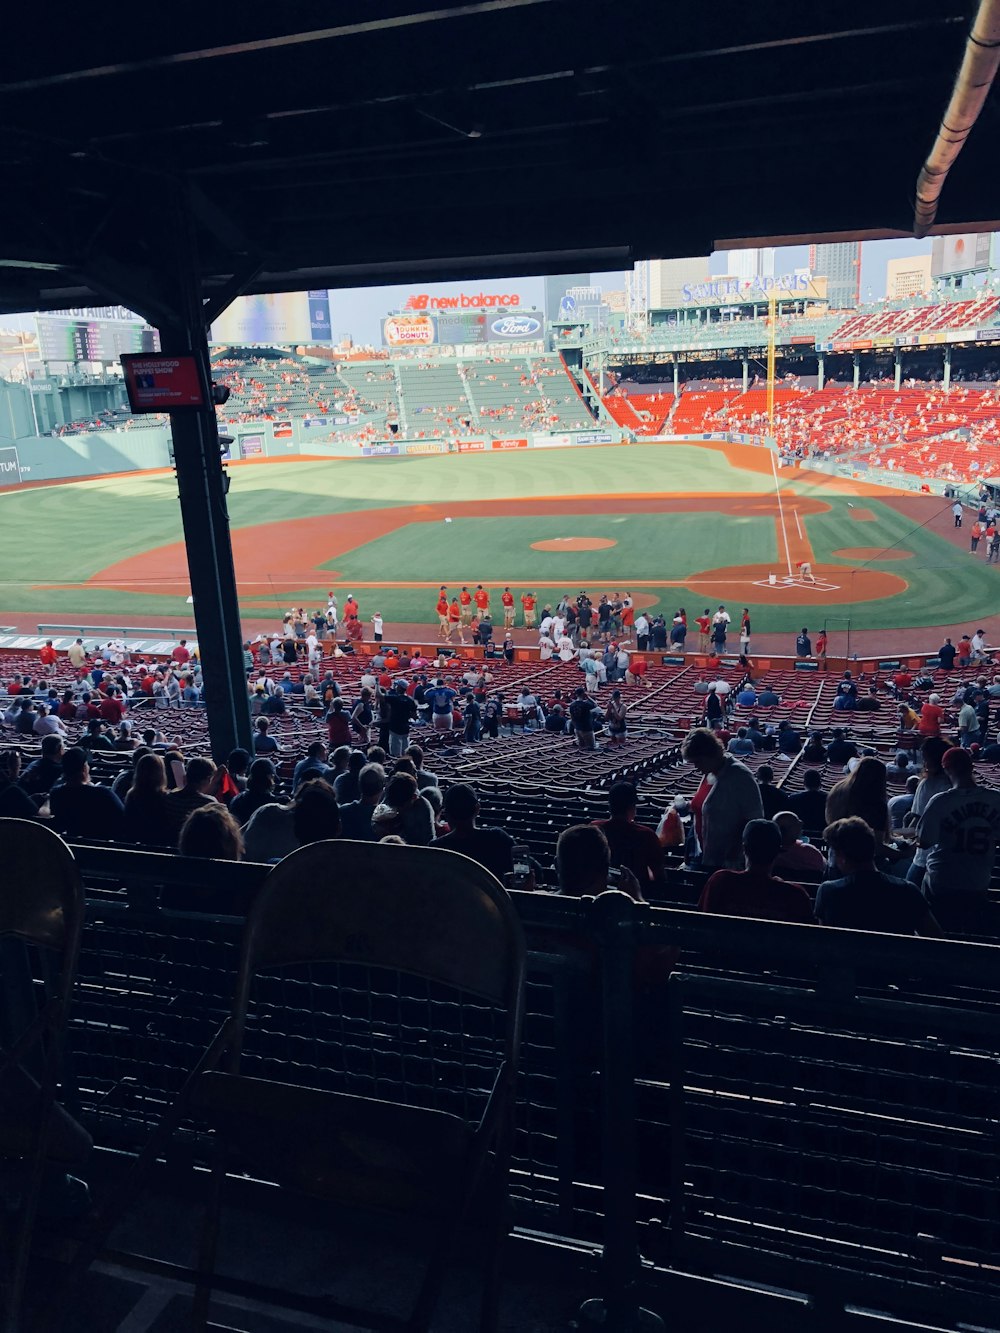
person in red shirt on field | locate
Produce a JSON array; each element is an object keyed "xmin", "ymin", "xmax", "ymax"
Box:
[
  {"xmin": 474, "ymin": 584, "xmax": 490, "ymax": 617},
  {"xmin": 815, "ymin": 628, "xmax": 828, "ymax": 667},
  {"xmin": 344, "ymin": 616, "xmax": 363, "ymax": 644},
  {"xmin": 695, "ymin": 608, "xmax": 712, "ymax": 654},
  {"xmin": 459, "ymin": 586, "xmax": 473, "ymax": 626},
  {"xmin": 39, "ymin": 640, "xmax": 58, "ymax": 675},
  {"xmin": 520, "ymin": 590, "xmax": 536, "ymax": 628},
  {"xmin": 343, "ymin": 595, "xmax": 360, "ymax": 624},
  {"xmin": 448, "ymin": 597, "xmax": 464, "ymax": 643},
  {"xmin": 171, "ymin": 639, "xmax": 191, "ymax": 667},
  {"xmin": 436, "ymin": 590, "xmax": 451, "ymax": 641},
  {"xmin": 621, "ymin": 595, "xmax": 635, "ymax": 638},
  {"xmin": 501, "ymin": 586, "xmax": 515, "ymax": 629}
]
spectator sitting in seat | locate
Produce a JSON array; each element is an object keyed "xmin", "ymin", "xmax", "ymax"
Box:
[
  {"xmin": 757, "ymin": 683, "xmax": 781, "ymax": 707},
  {"xmin": 292, "ymin": 740, "xmax": 332, "ymax": 791},
  {"xmin": 230, "ymin": 758, "xmax": 277, "ymax": 825},
  {"xmin": 48, "ymin": 746, "xmax": 125, "ymax": 841},
  {"xmin": 916, "ymin": 745, "xmax": 1000, "ymax": 932},
  {"xmin": 122, "ymin": 752, "xmax": 173, "ymax": 848},
  {"xmin": 728, "ymin": 726, "xmax": 755, "ymax": 757},
  {"xmin": 747, "ymin": 717, "xmax": 773, "ymax": 750},
  {"xmin": 178, "ymin": 803, "xmax": 245, "ymax": 861},
  {"xmin": 855, "ymin": 685, "xmax": 882, "ymax": 712},
  {"xmin": 253, "ymin": 716, "xmax": 279, "ymax": 755},
  {"xmin": 163, "ymin": 757, "xmax": 221, "ymax": 845},
  {"xmin": 404, "ymin": 744, "xmax": 438, "ymax": 790},
  {"xmin": 372, "ymin": 772, "xmax": 435, "ymax": 845},
  {"xmin": 243, "ymin": 777, "xmax": 341, "ymax": 862},
  {"xmin": 889, "ymin": 774, "xmax": 921, "ymax": 829},
  {"xmin": 0, "ymin": 750, "xmax": 37, "ymax": 819},
  {"xmin": 338, "ymin": 762, "xmax": 385, "ymax": 841},
  {"xmin": 772, "ymin": 810, "xmax": 825, "ymax": 878},
  {"xmin": 817, "ymin": 817, "xmax": 937, "ymax": 936},
  {"xmin": 886, "ymin": 749, "xmax": 912, "ymax": 783},
  {"xmin": 593, "ymin": 781, "xmax": 665, "ymax": 889},
  {"xmin": 736, "ymin": 681, "xmax": 758, "ymax": 707},
  {"xmin": 832, "ymin": 683, "xmax": 857, "ymax": 712},
  {"xmin": 786, "ymin": 769, "xmax": 828, "ymax": 836},
  {"xmin": 20, "ymin": 733, "xmax": 66, "ymax": 796},
  {"xmin": 431, "ymin": 783, "xmax": 517, "ymax": 882},
  {"xmin": 776, "ymin": 719, "xmax": 802, "ymax": 755},
  {"xmin": 755, "ymin": 763, "xmax": 783, "ymax": 818},
  {"xmin": 801, "ymin": 730, "xmax": 826, "ymax": 764},
  {"xmin": 699, "ymin": 819, "xmax": 813, "ymax": 923},
  {"xmin": 825, "ymin": 728, "xmax": 858, "ymax": 766},
  {"xmin": 262, "ymin": 684, "xmax": 286, "ymax": 716},
  {"xmin": 333, "ymin": 749, "xmax": 367, "ymax": 804}
]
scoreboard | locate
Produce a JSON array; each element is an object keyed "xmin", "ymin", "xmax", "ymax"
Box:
[{"xmin": 35, "ymin": 315, "xmax": 159, "ymax": 365}]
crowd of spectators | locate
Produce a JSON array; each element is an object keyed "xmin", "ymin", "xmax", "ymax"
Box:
[{"xmin": 4, "ymin": 623, "xmax": 1000, "ymax": 941}]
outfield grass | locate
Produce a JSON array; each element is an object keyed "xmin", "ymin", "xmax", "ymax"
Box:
[{"xmin": 0, "ymin": 445, "xmax": 994, "ymax": 633}]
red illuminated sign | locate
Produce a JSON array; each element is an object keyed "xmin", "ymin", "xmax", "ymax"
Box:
[{"xmin": 121, "ymin": 353, "xmax": 207, "ymax": 412}]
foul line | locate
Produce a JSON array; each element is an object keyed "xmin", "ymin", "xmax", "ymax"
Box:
[{"xmin": 769, "ymin": 448, "xmax": 794, "ymax": 576}]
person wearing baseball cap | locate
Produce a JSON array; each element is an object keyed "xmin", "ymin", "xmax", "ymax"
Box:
[{"xmin": 916, "ymin": 745, "xmax": 1000, "ymax": 933}]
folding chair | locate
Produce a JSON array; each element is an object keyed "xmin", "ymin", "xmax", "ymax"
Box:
[
  {"xmin": 84, "ymin": 839, "xmax": 525, "ymax": 1331},
  {"xmin": 0, "ymin": 819, "xmax": 87, "ymax": 1333}
]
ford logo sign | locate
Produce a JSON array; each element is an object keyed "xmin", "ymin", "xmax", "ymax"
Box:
[{"xmin": 490, "ymin": 316, "xmax": 541, "ymax": 337}]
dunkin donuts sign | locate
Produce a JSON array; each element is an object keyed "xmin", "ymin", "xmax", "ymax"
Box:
[{"xmin": 383, "ymin": 315, "xmax": 437, "ymax": 346}]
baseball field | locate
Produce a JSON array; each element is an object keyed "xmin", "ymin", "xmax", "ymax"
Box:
[{"xmin": 0, "ymin": 439, "xmax": 992, "ymax": 638}]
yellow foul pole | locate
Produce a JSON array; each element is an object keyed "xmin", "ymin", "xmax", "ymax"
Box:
[{"xmin": 766, "ymin": 290, "xmax": 777, "ymax": 438}]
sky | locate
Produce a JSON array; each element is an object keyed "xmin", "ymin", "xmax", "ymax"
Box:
[{"xmin": 0, "ymin": 236, "xmax": 952, "ymax": 347}]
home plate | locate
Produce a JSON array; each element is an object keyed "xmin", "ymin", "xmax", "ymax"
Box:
[{"xmin": 752, "ymin": 575, "xmax": 842, "ymax": 592}]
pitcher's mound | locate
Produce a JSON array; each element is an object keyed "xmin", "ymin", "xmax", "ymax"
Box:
[
  {"xmin": 530, "ymin": 537, "xmax": 617, "ymax": 552},
  {"xmin": 833, "ymin": 547, "xmax": 914, "ymax": 561}
]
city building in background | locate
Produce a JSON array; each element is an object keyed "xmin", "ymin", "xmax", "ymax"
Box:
[
  {"xmin": 725, "ymin": 248, "xmax": 775, "ymax": 283},
  {"xmin": 808, "ymin": 242, "xmax": 862, "ymax": 309},
  {"xmin": 648, "ymin": 257, "xmax": 711, "ymax": 308},
  {"xmin": 886, "ymin": 255, "xmax": 933, "ymax": 301}
]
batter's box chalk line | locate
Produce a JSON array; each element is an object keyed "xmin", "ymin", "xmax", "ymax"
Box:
[{"xmin": 752, "ymin": 575, "xmax": 842, "ymax": 592}]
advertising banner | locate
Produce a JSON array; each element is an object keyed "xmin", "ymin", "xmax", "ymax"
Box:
[
  {"xmin": 491, "ymin": 438, "xmax": 528, "ymax": 450},
  {"xmin": 362, "ymin": 444, "xmax": 400, "ymax": 456},
  {"xmin": 272, "ymin": 420, "xmax": 293, "ymax": 439},
  {"xmin": 457, "ymin": 440, "xmax": 486, "ymax": 452},
  {"xmin": 435, "ymin": 311, "xmax": 487, "ymax": 345},
  {"xmin": 383, "ymin": 315, "xmax": 437, "ymax": 347},
  {"xmin": 488, "ymin": 314, "xmax": 543, "ymax": 340},
  {"xmin": 0, "ymin": 446, "xmax": 22, "ymax": 484},
  {"xmin": 240, "ymin": 434, "xmax": 264, "ymax": 458},
  {"xmin": 404, "ymin": 442, "xmax": 446, "ymax": 455},
  {"xmin": 307, "ymin": 288, "xmax": 332, "ymax": 342}
]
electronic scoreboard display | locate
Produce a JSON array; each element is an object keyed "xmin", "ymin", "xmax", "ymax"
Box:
[{"xmin": 35, "ymin": 315, "xmax": 159, "ymax": 364}]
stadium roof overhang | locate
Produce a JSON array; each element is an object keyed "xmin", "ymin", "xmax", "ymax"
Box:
[{"xmin": 0, "ymin": 0, "xmax": 998, "ymax": 319}]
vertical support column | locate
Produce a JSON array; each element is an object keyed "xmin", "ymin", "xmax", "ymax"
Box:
[
  {"xmin": 162, "ymin": 326, "xmax": 253, "ymax": 760},
  {"xmin": 672, "ymin": 358, "xmax": 679, "ymax": 398},
  {"xmin": 853, "ymin": 352, "xmax": 861, "ymax": 390},
  {"xmin": 159, "ymin": 187, "xmax": 252, "ymax": 760},
  {"xmin": 742, "ymin": 357, "xmax": 749, "ymax": 393},
  {"xmin": 943, "ymin": 345, "xmax": 952, "ymax": 391},
  {"xmin": 894, "ymin": 351, "xmax": 902, "ymax": 391},
  {"xmin": 817, "ymin": 353, "xmax": 825, "ymax": 391}
]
